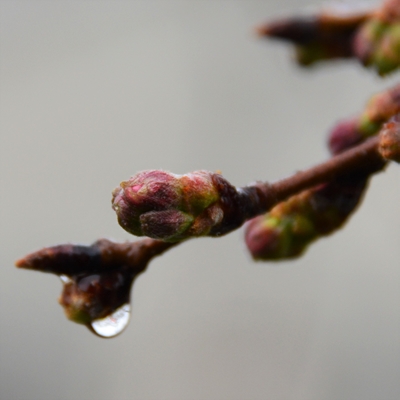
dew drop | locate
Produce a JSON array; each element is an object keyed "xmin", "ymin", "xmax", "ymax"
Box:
[
  {"xmin": 89, "ymin": 303, "xmax": 131, "ymax": 338},
  {"xmin": 60, "ymin": 275, "xmax": 72, "ymax": 284}
]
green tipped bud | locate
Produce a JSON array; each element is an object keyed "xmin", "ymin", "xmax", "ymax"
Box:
[
  {"xmin": 353, "ymin": 0, "xmax": 400, "ymax": 75},
  {"xmin": 259, "ymin": 0, "xmax": 400, "ymax": 74},
  {"xmin": 245, "ymin": 177, "xmax": 368, "ymax": 261},
  {"xmin": 245, "ymin": 214, "xmax": 315, "ymax": 260},
  {"xmin": 112, "ymin": 170, "xmax": 227, "ymax": 241},
  {"xmin": 258, "ymin": 7, "xmax": 370, "ymax": 66},
  {"xmin": 328, "ymin": 84, "xmax": 400, "ymax": 155},
  {"xmin": 328, "ymin": 117, "xmax": 363, "ymax": 154},
  {"xmin": 358, "ymin": 84, "xmax": 400, "ymax": 136},
  {"xmin": 379, "ymin": 114, "xmax": 400, "ymax": 162},
  {"xmin": 260, "ymin": 13, "xmax": 366, "ymax": 65}
]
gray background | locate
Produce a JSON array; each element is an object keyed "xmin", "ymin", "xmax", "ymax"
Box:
[{"xmin": 1, "ymin": 1, "xmax": 399, "ymax": 399}]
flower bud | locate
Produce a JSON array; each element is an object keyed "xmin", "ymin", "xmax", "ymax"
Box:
[
  {"xmin": 328, "ymin": 117, "xmax": 363, "ymax": 154},
  {"xmin": 258, "ymin": 7, "xmax": 370, "ymax": 66},
  {"xmin": 245, "ymin": 176, "xmax": 368, "ymax": 261},
  {"xmin": 259, "ymin": 1, "xmax": 400, "ymax": 75},
  {"xmin": 361, "ymin": 84, "xmax": 400, "ymax": 132},
  {"xmin": 112, "ymin": 170, "xmax": 182, "ymax": 237},
  {"xmin": 112, "ymin": 170, "xmax": 245, "ymax": 241},
  {"xmin": 328, "ymin": 84, "xmax": 400, "ymax": 155},
  {"xmin": 353, "ymin": 0, "xmax": 400, "ymax": 75},
  {"xmin": 245, "ymin": 214, "xmax": 315, "ymax": 260},
  {"xmin": 379, "ymin": 114, "xmax": 400, "ymax": 162}
]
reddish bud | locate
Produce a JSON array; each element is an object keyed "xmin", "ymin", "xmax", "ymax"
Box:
[
  {"xmin": 112, "ymin": 170, "xmax": 272, "ymax": 241},
  {"xmin": 245, "ymin": 175, "xmax": 370, "ymax": 261},
  {"xmin": 245, "ymin": 214, "xmax": 314, "ymax": 260},
  {"xmin": 355, "ymin": 84, "xmax": 400, "ymax": 137},
  {"xmin": 328, "ymin": 84, "xmax": 400, "ymax": 156},
  {"xmin": 259, "ymin": 1, "xmax": 400, "ymax": 75},
  {"xmin": 328, "ymin": 117, "xmax": 363, "ymax": 154},
  {"xmin": 112, "ymin": 170, "xmax": 222, "ymax": 241},
  {"xmin": 258, "ymin": 7, "xmax": 370, "ymax": 66}
]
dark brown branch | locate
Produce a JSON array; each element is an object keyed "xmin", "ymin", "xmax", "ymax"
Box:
[
  {"xmin": 262, "ymin": 135, "xmax": 384, "ymax": 204},
  {"xmin": 16, "ymin": 238, "xmax": 177, "ymax": 276},
  {"xmin": 15, "ymin": 135, "xmax": 386, "ymax": 336}
]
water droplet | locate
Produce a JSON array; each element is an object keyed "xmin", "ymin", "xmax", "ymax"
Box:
[
  {"xmin": 89, "ymin": 303, "xmax": 131, "ymax": 338},
  {"xmin": 60, "ymin": 275, "xmax": 72, "ymax": 284}
]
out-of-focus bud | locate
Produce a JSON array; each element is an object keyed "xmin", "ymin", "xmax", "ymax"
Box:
[
  {"xmin": 245, "ymin": 176, "xmax": 368, "ymax": 261},
  {"xmin": 360, "ymin": 84, "xmax": 400, "ymax": 134},
  {"xmin": 249, "ymin": 83, "xmax": 396, "ymax": 262},
  {"xmin": 257, "ymin": 6, "xmax": 370, "ymax": 66},
  {"xmin": 354, "ymin": 0, "xmax": 400, "ymax": 75},
  {"xmin": 245, "ymin": 210, "xmax": 315, "ymax": 260},
  {"xmin": 259, "ymin": 0, "xmax": 400, "ymax": 75},
  {"xmin": 328, "ymin": 117, "xmax": 363, "ymax": 154},
  {"xmin": 379, "ymin": 114, "xmax": 400, "ymax": 162},
  {"xmin": 328, "ymin": 84, "xmax": 400, "ymax": 154}
]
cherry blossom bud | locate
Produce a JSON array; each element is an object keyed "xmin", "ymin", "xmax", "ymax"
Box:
[
  {"xmin": 245, "ymin": 213, "xmax": 315, "ymax": 260},
  {"xmin": 328, "ymin": 84, "xmax": 400, "ymax": 154},
  {"xmin": 354, "ymin": 0, "xmax": 400, "ymax": 75},
  {"xmin": 259, "ymin": 0, "xmax": 400, "ymax": 75},
  {"xmin": 360, "ymin": 84, "xmax": 400, "ymax": 133},
  {"xmin": 245, "ymin": 176, "xmax": 369, "ymax": 261},
  {"xmin": 258, "ymin": 7, "xmax": 370, "ymax": 66},
  {"xmin": 328, "ymin": 117, "xmax": 363, "ymax": 154},
  {"xmin": 112, "ymin": 170, "xmax": 271, "ymax": 241},
  {"xmin": 112, "ymin": 170, "xmax": 223, "ymax": 241}
]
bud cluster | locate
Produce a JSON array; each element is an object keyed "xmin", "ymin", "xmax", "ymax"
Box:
[
  {"xmin": 245, "ymin": 176, "xmax": 368, "ymax": 260},
  {"xmin": 354, "ymin": 0, "xmax": 400, "ymax": 75},
  {"xmin": 244, "ymin": 84, "xmax": 397, "ymax": 261},
  {"xmin": 257, "ymin": 8, "xmax": 368, "ymax": 66},
  {"xmin": 15, "ymin": 0, "xmax": 399, "ymax": 338},
  {"xmin": 259, "ymin": 0, "xmax": 400, "ymax": 75}
]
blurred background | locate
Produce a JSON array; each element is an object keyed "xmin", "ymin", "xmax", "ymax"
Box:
[{"xmin": 1, "ymin": 1, "xmax": 399, "ymax": 399}]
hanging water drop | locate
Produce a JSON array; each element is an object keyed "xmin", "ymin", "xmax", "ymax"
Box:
[
  {"xmin": 59, "ymin": 275, "xmax": 71, "ymax": 284},
  {"xmin": 89, "ymin": 303, "xmax": 131, "ymax": 338}
]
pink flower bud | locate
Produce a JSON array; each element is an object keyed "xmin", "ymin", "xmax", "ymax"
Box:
[
  {"xmin": 245, "ymin": 176, "xmax": 369, "ymax": 261},
  {"xmin": 245, "ymin": 216, "xmax": 310, "ymax": 260},
  {"xmin": 112, "ymin": 170, "xmax": 224, "ymax": 241}
]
